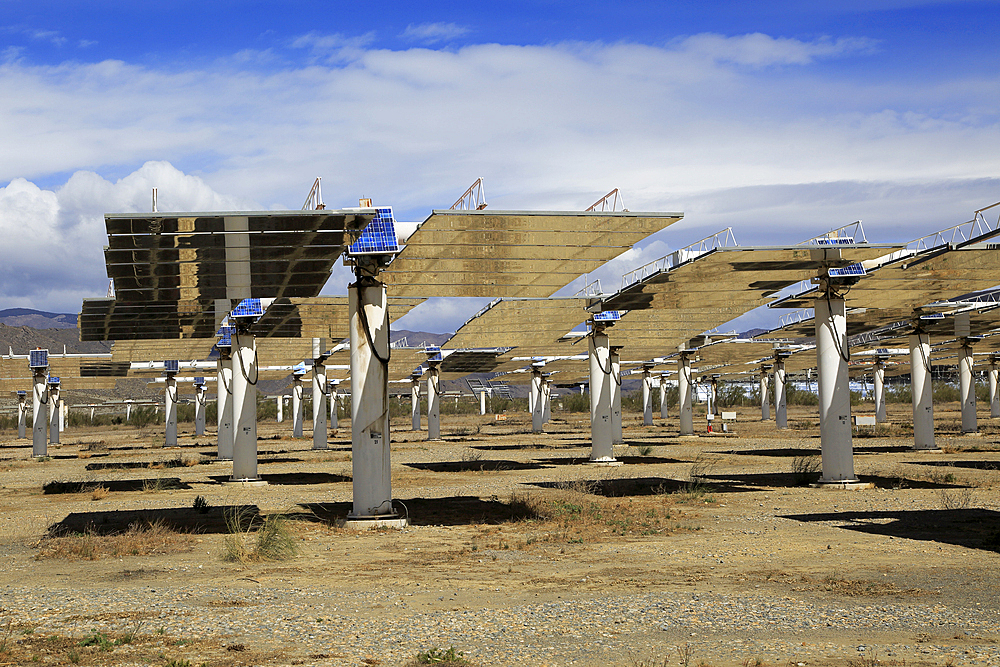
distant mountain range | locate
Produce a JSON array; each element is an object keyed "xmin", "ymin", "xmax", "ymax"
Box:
[{"xmin": 0, "ymin": 308, "xmax": 77, "ymax": 330}]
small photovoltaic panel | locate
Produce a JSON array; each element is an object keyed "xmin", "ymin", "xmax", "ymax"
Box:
[
  {"xmin": 194, "ymin": 377, "xmax": 205, "ymax": 385},
  {"xmin": 594, "ymin": 310, "xmax": 623, "ymax": 322},
  {"xmin": 828, "ymin": 263, "xmax": 866, "ymax": 278},
  {"xmin": 231, "ymin": 298, "xmax": 265, "ymax": 320},
  {"xmin": 29, "ymin": 349, "xmax": 48, "ymax": 368},
  {"xmin": 349, "ymin": 208, "xmax": 399, "ymax": 255},
  {"xmin": 48, "ymin": 376, "xmax": 60, "ymax": 385},
  {"xmin": 293, "ymin": 362, "xmax": 307, "ymax": 376},
  {"xmin": 16, "ymin": 390, "xmax": 26, "ymax": 397},
  {"xmin": 425, "ymin": 345, "xmax": 443, "ymax": 362},
  {"xmin": 816, "ymin": 237, "xmax": 856, "ymax": 245},
  {"xmin": 920, "ymin": 312, "xmax": 945, "ymax": 320},
  {"xmin": 217, "ymin": 325, "xmax": 234, "ymax": 347},
  {"xmin": 164, "ymin": 360, "xmax": 180, "ymax": 373}
]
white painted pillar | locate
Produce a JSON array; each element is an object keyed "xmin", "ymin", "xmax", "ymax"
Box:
[
  {"xmin": 349, "ymin": 278, "xmax": 396, "ymax": 519},
  {"xmin": 276, "ymin": 396, "xmax": 283, "ymax": 423},
  {"xmin": 90, "ymin": 406, "xmax": 95, "ymax": 423},
  {"xmin": 909, "ymin": 332, "xmax": 935, "ymax": 450},
  {"xmin": 990, "ymin": 359, "xmax": 999, "ymax": 419},
  {"xmin": 874, "ymin": 360, "xmax": 887, "ymax": 423},
  {"xmin": 480, "ymin": 390, "xmax": 487, "ymax": 415},
  {"xmin": 32, "ymin": 370, "xmax": 48, "ymax": 456},
  {"xmin": 329, "ymin": 385, "xmax": 339, "ymax": 431},
  {"xmin": 959, "ymin": 341, "xmax": 977, "ymax": 434},
  {"xmin": 427, "ymin": 364, "xmax": 441, "ymax": 440},
  {"xmin": 543, "ymin": 379, "xmax": 551, "ymax": 424},
  {"xmin": 588, "ymin": 327, "xmax": 615, "ymax": 462},
  {"xmin": 710, "ymin": 377, "xmax": 719, "ymax": 417},
  {"xmin": 125, "ymin": 400, "xmax": 132, "ymax": 422},
  {"xmin": 164, "ymin": 375, "xmax": 178, "ymax": 447},
  {"xmin": 195, "ymin": 384, "xmax": 207, "ymax": 436},
  {"xmin": 17, "ymin": 394, "xmax": 27, "ymax": 439},
  {"xmin": 217, "ymin": 355, "xmax": 234, "ymax": 461},
  {"xmin": 815, "ymin": 296, "xmax": 857, "ymax": 483},
  {"xmin": 531, "ymin": 369, "xmax": 544, "ymax": 433},
  {"xmin": 48, "ymin": 385, "xmax": 60, "ymax": 445},
  {"xmin": 679, "ymin": 354, "xmax": 693, "ymax": 436},
  {"xmin": 774, "ymin": 359, "xmax": 787, "ymax": 429},
  {"xmin": 59, "ymin": 400, "xmax": 65, "ymax": 433},
  {"xmin": 527, "ymin": 376, "xmax": 536, "ymax": 415},
  {"xmin": 642, "ymin": 368, "xmax": 653, "ymax": 426},
  {"xmin": 611, "ymin": 348, "xmax": 623, "ymax": 444},
  {"xmin": 230, "ymin": 325, "xmax": 259, "ymax": 481},
  {"xmin": 760, "ymin": 369, "xmax": 770, "ymax": 421},
  {"xmin": 411, "ymin": 377, "xmax": 421, "ymax": 431},
  {"xmin": 292, "ymin": 377, "xmax": 304, "ymax": 437},
  {"xmin": 659, "ymin": 375, "xmax": 669, "ymax": 419},
  {"xmin": 312, "ymin": 362, "xmax": 328, "ymax": 450}
]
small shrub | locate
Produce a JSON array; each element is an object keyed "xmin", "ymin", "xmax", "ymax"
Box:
[
  {"xmin": 223, "ymin": 509, "xmax": 299, "ymax": 563},
  {"xmin": 939, "ymin": 487, "xmax": 974, "ymax": 510},
  {"xmin": 791, "ymin": 455, "xmax": 821, "ymax": 485},
  {"xmin": 412, "ymin": 647, "xmax": 470, "ymax": 665},
  {"xmin": 90, "ymin": 485, "xmax": 109, "ymax": 501},
  {"xmin": 193, "ymin": 495, "xmax": 210, "ymax": 513}
]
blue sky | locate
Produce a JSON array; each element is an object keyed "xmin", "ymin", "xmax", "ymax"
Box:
[{"xmin": 1, "ymin": 0, "xmax": 999, "ymax": 334}]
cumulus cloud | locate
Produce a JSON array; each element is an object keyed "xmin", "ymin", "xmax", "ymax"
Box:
[
  {"xmin": 673, "ymin": 32, "xmax": 878, "ymax": 67},
  {"xmin": 401, "ymin": 22, "xmax": 471, "ymax": 44}
]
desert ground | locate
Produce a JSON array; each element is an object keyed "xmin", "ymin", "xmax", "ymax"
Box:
[{"xmin": 0, "ymin": 401, "xmax": 998, "ymax": 667}]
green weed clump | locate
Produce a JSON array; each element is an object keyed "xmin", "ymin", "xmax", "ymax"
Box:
[
  {"xmin": 223, "ymin": 508, "xmax": 299, "ymax": 563},
  {"xmin": 411, "ymin": 646, "xmax": 472, "ymax": 666}
]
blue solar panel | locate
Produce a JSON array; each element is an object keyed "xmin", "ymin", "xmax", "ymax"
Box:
[
  {"xmin": 29, "ymin": 349, "xmax": 48, "ymax": 368},
  {"xmin": 817, "ymin": 237, "xmax": 855, "ymax": 245},
  {"xmin": 594, "ymin": 310, "xmax": 623, "ymax": 321},
  {"xmin": 292, "ymin": 362, "xmax": 307, "ymax": 376},
  {"xmin": 920, "ymin": 313, "xmax": 945, "ymax": 320},
  {"xmin": 349, "ymin": 207, "xmax": 399, "ymax": 255},
  {"xmin": 217, "ymin": 325, "xmax": 234, "ymax": 347},
  {"xmin": 425, "ymin": 345, "xmax": 443, "ymax": 362},
  {"xmin": 164, "ymin": 360, "xmax": 179, "ymax": 373},
  {"xmin": 828, "ymin": 263, "xmax": 866, "ymax": 278},
  {"xmin": 193, "ymin": 377, "xmax": 205, "ymax": 385},
  {"xmin": 48, "ymin": 376, "xmax": 60, "ymax": 385},
  {"xmin": 16, "ymin": 390, "xmax": 26, "ymax": 397},
  {"xmin": 231, "ymin": 298, "xmax": 264, "ymax": 319}
]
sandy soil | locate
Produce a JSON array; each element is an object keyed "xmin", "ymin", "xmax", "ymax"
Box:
[{"xmin": 0, "ymin": 402, "xmax": 998, "ymax": 667}]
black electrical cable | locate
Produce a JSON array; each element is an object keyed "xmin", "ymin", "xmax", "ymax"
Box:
[
  {"xmin": 825, "ymin": 284, "xmax": 852, "ymax": 363},
  {"xmin": 232, "ymin": 327, "xmax": 259, "ymax": 386},
  {"xmin": 356, "ymin": 283, "xmax": 391, "ymax": 366}
]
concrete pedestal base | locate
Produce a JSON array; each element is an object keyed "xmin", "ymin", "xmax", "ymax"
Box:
[
  {"xmin": 224, "ymin": 479, "xmax": 269, "ymax": 488},
  {"xmin": 810, "ymin": 480, "xmax": 874, "ymax": 490},
  {"xmin": 587, "ymin": 459, "xmax": 623, "ymax": 467}
]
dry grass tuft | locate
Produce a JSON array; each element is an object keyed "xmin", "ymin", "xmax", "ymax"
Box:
[
  {"xmin": 223, "ymin": 508, "xmax": 300, "ymax": 564},
  {"xmin": 37, "ymin": 520, "xmax": 195, "ymax": 560},
  {"xmin": 89, "ymin": 485, "xmax": 109, "ymax": 501}
]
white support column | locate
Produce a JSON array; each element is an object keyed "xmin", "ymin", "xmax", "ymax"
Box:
[
  {"xmin": 230, "ymin": 325, "xmax": 260, "ymax": 482},
  {"xmin": 59, "ymin": 400, "xmax": 65, "ymax": 433},
  {"xmin": 276, "ymin": 396, "xmax": 283, "ymax": 423},
  {"xmin": 815, "ymin": 295, "xmax": 857, "ymax": 483},
  {"xmin": 679, "ymin": 353, "xmax": 693, "ymax": 436},
  {"xmin": 292, "ymin": 376, "xmax": 304, "ymax": 437},
  {"xmin": 543, "ymin": 378, "xmax": 551, "ymax": 424},
  {"xmin": 611, "ymin": 347, "xmax": 623, "ymax": 444},
  {"xmin": 411, "ymin": 377, "xmax": 421, "ymax": 431},
  {"xmin": 164, "ymin": 375, "xmax": 178, "ymax": 447},
  {"xmin": 774, "ymin": 359, "xmax": 787, "ymax": 429},
  {"xmin": 480, "ymin": 390, "xmax": 487, "ymax": 415},
  {"xmin": 32, "ymin": 370, "xmax": 48, "ymax": 456},
  {"xmin": 312, "ymin": 361, "xmax": 328, "ymax": 450},
  {"xmin": 195, "ymin": 384, "xmax": 207, "ymax": 436},
  {"xmin": 588, "ymin": 327, "xmax": 616, "ymax": 463},
  {"xmin": 710, "ymin": 377, "xmax": 719, "ymax": 417},
  {"xmin": 348, "ymin": 278, "xmax": 400, "ymax": 522},
  {"xmin": 659, "ymin": 374, "xmax": 669, "ymax": 420},
  {"xmin": 531, "ymin": 368, "xmax": 544, "ymax": 433},
  {"xmin": 90, "ymin": 407, "xmax": 95, "ymax": 423},
  {"xmin": 990, "ymin": 359, "xmax": 999, "ymax": 419},
  {"xmin": 17, "ymin": 393, "xmax": 27, "ymax": 439},
  {"xmin": 329, "ymin": 383, "xmax": 339, "ymax": 431},
  {"xmin": 874, "ymin": 360, "xmax": 887, "ymax": 423},
  {"xmin": 760, "ymin": 369, "xmax": 770, "ymax": 421},
  {"xmin": 48, "ymin": 384, "xmax": 60, "ymax": 445},
  {"xmin": 125, "ymin": 400, "xmax": 133, "ymax": 422},
  {"xmin": 427, "ymin": 363, "xmax": 441, "ymax": 440},
  {"xmin": 217, "ymin": 354, "xmax": 234, "ymax": 461},
  {"xmin": 642, "ymin": 367, "xmax": 653, "ymax": 426},
  {"xmin": 959, "ymin": 341, "xmax": 977, "ymax": 434},
  {"xmin": 909, "ymin": 331, "xmax": 936, "ymax": 450}
]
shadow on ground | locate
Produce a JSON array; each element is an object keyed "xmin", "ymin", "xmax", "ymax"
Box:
[
  {"xmin": 43, "ymin": 478, "xmax": 190, "ymax": 493},
  {"xmin": 46, "ymin": 504, "xmax": 260, "ymax": 536},
  {"xmin": 717, "ymin": 446, "xmax": 910, "ymax": 458},
  {"xmin": 298, "ymin": 495, "xmax": 536, "ymax": 526},
  {"xmin": 782, "ymin": 508, "xmax": 1000, "ymax": 552},
  {"xmin": 404, "ymin": 460, "xmax": 548, "ymax": 472},
  {"xmin": 906, "ymin": 460, "xmax": 1000, "ymax": 471},
  {"xmin": 528, "ymin": 476, "xmax": 758, "ymax": 496},
  {"xmin": 208, "ymin": 472, "xmax": 350, "ymax": 485},
  {"xmin": 532, "ymin": 455, "xmax": 683, "ymax": 466}
]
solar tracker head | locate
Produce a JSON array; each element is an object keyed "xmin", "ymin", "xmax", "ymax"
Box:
[
  {"xmin": 193, "ymin": 377, "xmax": 205, "ymax": 386},
  {"xmin": 424, "ymin": 345, "xmax": 443, "ymax": 362},
  {"xmin": 16, "ymin": 390, "xmax": 27, "ymax": 398},
  {"xmin": 231, "ymin": 298, "xmax": 265, "ymax": 323},
  {"xmin": 47, "ymin": 376, "xmax": 60, "ymax": 386},
  {"xmin": 216, "ymin": 325, "xmax": 235, "ymax": 348},
  {"xmin": 29, "ymin": 349, "xmax": 48, "ymax": 369},
  {"xmin": 347, "ymin": 207, "xmax": 400, "ymax": 269},
  {"xmin": 292, "ymin": 363, "xmax": 308, "ymax": 378},
  {"xmin": 164, "ymin": 360, "xmax": 180, "ymax": 374}
]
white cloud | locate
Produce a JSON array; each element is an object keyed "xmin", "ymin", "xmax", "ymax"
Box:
[
  {"xmin": 672, "ymin": 32, "xmax": 878, "ymax": 67},
  {"xmin": 401, "ymin": 22, "xmax": 471, "ymax": 44}
]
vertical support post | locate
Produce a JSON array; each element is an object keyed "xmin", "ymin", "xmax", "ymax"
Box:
[
  {"xmin": 531, "ymin": 368, "xmax": 544, "ymax": 433},
  {"xmin": 312, "ymin": 360, "xmax": 328, "ymax": 450},
  {"xmin": 427, "ymin": 363, "xmax": 441, "ymax": 440},
  {"xmin": 90, "ymin": 406, "xmax": 95, "ymax": 423},
  {"xmin": 874, "ymin": 360, "xmax": 887, "ymax": 423},
  {"xmin": 480, "ymin": 390, "xmax": 487, "ymax": 416},
  {"xmin": 588, "ymin": 326, "xmax": 616, "ymax": 463},
  {"xmin": 32, "ymin": 370, "xmax": 48, "ymax": 456},
  {"xmin": 217, "ymin": 354, "xmax": 234, "ymax": 460},
  {"xmin": 679, "ymin": 353, "xmax": 693, "ymax": 436},
  {"xmin": 411, "ymin": 377, "xmax": 421, "ymax": 431},
  {"xmin": 659, "ymin": 374, "xmax": 669, "ymax": 419},
  {"xmin": 292, "ymin": 377, "xmax": 304, "ymax": 437},
  {"xmin": 48, "ymin": 384, "xmax": 60, "ymax": 445},
  {"xmin": 349, "ymin": 277, "xmax": 398, "ymax": 520},
  {"xmin": 230, "ymin": 324, "xmax": 259, "ymax": 481},
  {"xmin": 59, "ymin": 400, "xmax": 65, "ymax": 433},
  {"xmin": 642, "ymin": 367, "xmax": 653, "ymax": 426},
  {"xmin": 815, "ymin": 295, "xmax": 857, "ymax": 483},
  {"xmin": 18, "ymin": 394, "xmax": 27, "ymax": 439},
  {"xmin": 611, "ymin": 347, "xmax": 623, "ymax": 444},
  {"xmin": 710, "ymin": 377, "xmax": 719, "ymax": 416},
  {"xmin": 164, "ymin": 375, "xmax": 178, "ymax": 447},
  {"xmin": 126, "ymin": 400, "xmax": 132, "ymax": 422},
  {"xmin": 276, "ymin": 396, "xmax": 283, "ymax": 423},
  {"xmin": 329, "ymin": 383, "xmax": 339, "ymax": 431},
  {"xmin": 959, "ymin": 341, "xmax": 977, "ymax": 434},
  {"xmin": 760, "ymin": 369, "xmax": 770, "ymax": 421},
  {"xmin": 774, "ymin": 359, "xmax": 787, "ymax": 429},
  {"xmin": 543, "ymin": 378, "xmax": 552, "ymax": 424},
  {"xmin": 909, "ymin": 331, "xmax": 935, "ymax": 450},
  {"xmin": 990, "ymin": 359, "xmax": 999, "ymax": 419},
  {"xmin": 195, "ymin": 384, "xmax": 207, "ymax": 436}
]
